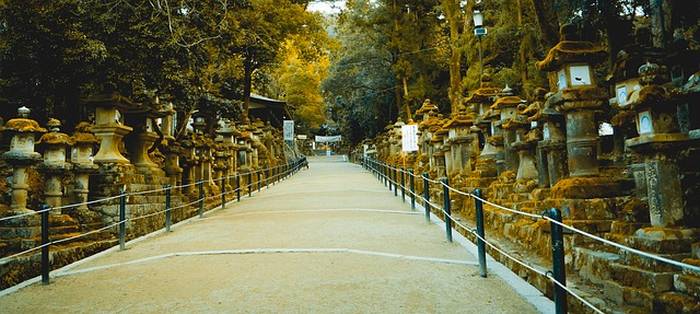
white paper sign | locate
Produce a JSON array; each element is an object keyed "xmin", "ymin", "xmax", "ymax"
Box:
[
  {"xmin": 401, "ymin": 124, "xmax": 419, "ymax": 152},
  {"xmin": 283, "ymin": 120, "xmax": 294, "ymax": 141},
  {"xmin": 569, "ymin": 65, "xmax": 592, "ymax": 86}
]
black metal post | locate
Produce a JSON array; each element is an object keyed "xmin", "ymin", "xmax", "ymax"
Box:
[
  {"xmin": 198, "ymin": 181, "xmax": 205, "ymax": 218},
  {"xmin": 258, "ymin": 172, "xmax": 262, "ymax": 192},
  {"xmin": 393, "ymin": 168, "xmax": 398, "ymax": 197},
  {"xmin": 548, "ymin": 208, "xmax": 568, "ymax": 314},
  {"xmin": 409, "ymin": 169, "xmax": 415, "ymax": 210},
  {"xmin": 400, "ymin": 168, "xmax": 405, "ymax": 202},
  {"xmin": 165, "ymin": 185, "xmax": 172, "ymax": 232},
  {"xmin": 248, "ymin": 172, "xmax": 252, "ymax": 197},
  {"xmin": 119, "ymin": 187, "xmax": 127, "ymax": 249},
  {"xmin": 474, "ymin": 188, "xmax": 487, "ymax": 278},
  {"xmin": 40, "ymin": 204, "xmax": 50, "ymax": 285},
  {"xmin": 221, "ymin": 180, "xmax": 226, "ymax": 209},
  {"xmin": 422, "ymin": 173, "xmax": 430, "ymax": 223},
  {"xmin": 442, "ymin": 178, "xmax": 452, "ymax": 242},
  {"xmin": 236, "ymin": 175, "xmax": 241, "ymax": 202}
]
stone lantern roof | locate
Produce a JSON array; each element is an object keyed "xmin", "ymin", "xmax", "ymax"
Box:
[
  {"xmin": 415, "ymin": 99, "xmax": 439, "ymax": 115},
  {"xmin": 536, "ymin": 24, "xmax": 606, "ymax": 72},
  {"xmin": 521, "ymin": 88, "xmax": 547, "ymax": 122},
  {"xmin": 464, "ymin": 74, "xmax": 500, "ymax": 104},
  {"xmin": 442, "ymin": 105, "xmax": 475, "ymax": 129},
  {"xmin": 626, "ymin": 63, "xmax": 674, "ymax": 112},
  {"xmin": 38, "ymin": 118, "xmax": 74, "ymax": 146},
  {"xmin": 2, "ymin": 107, "xmax": 47, "ymax": 134},
  {"xmin": 431, "ymin": 126, "xmax": 448, "ymax": 143},
  {"xmin": 72, "ymin": 122, "xmax": 100, "ymax": 144},
  {"xmin": 490, "ymin": 91, "xmax": 526, "ymax": 111},
  {"xmin": 82, "ymin": 91, "xmax": 139, "ymax": 111}
]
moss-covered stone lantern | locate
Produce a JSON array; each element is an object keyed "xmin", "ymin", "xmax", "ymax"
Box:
[
  {"xmin": 537, "ymin": 23, "xmax": 607, "ymax": 177},
  {"xmin": 1, "ymin": 107, "xmax": 46, "ymax": 214},
  {"xmin": 71, "ymin": 122, "xmax": 100, "ymax": 215},
  {"xmin": 625, "ymin": 62, "xmax": 690, "ymax": 227},
  {"xmin": 37, "ymin": 119, "xmax": 75, "ymax": 210}
]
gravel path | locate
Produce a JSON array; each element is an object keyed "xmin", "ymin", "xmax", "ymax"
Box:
[{"xmin": 0, "ymin": 158, "xmax": 539, "ymax": 313}]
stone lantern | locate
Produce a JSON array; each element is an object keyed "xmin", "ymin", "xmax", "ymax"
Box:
[
  {"xmin": 507, "ymin": 108, "xmax": 538, "ymax": 182},
  {"xmin": 37, "ymin": 119, "xmax": 75, "ymax": 211},
  {"xmin": 537, "ymin": 23, "xmax": 607, "ymax": 177},
  {"xmin": 491, "ymin": 86, "xmax": 526, "ymax": 172},
  {"xmin": 71, "ymin": 122, "xmax": 100, "ymax": 215},
  {"xmin": 124, "ymin": 99, "xmax": 168, "ymax": 177},
  {"xmin": 415, "ymin": 99, "xmax": 439, "ymax": 123},
  {"xmin": 213, "ymin": 138, "xmax": 229, "ymax": 190},
  {"xmin": 609, "ymin": 26, "xmax": 665, "ymax": 166},
  {"xmin": 625, "ymin": 62, "xmax": 690, "ymax": 227},
  {"xmin": 534, "ymin": 89, "xmax": 569, "ymax": 188},
  {"xmin": 84, "ymin": 92, "xmax": 136, "ymax": 164},
  {"xmin": 465, "ymin": 74, "xmax": 500, "ymax": 153},
  {"xmin": 237, "ymin": 131, "xmax": 251, "ymax": 172},
  {"xmin": 443, "ymin": 105, "xmax": 476, "ymax": 177},
  {"xmin": 193, "ymin": 116, "xmax": 216, "ymax": 190},
  {"xmin": 477, "ymin": 108, "xmax": 505, "ymax": 170},
  {"xmin": 390, "ymin": 119, "xmax": 405, "ymax": 164},
  {"xmin": 431, "ymin": 127, "xmax": 448, "ymax": 178},
  {"xmin": 217, "ymin": 121, "xmax": 237, "ymax": 191},
  {"xmin": 1, "ymin": 107, "xmax": 46, "ymax": 214},
  {"xmin": 179, "ymin": 134, "xmax": 198, "ymax": 196},
  {"xmin": 160, "ymin": 102, "xmax": 183, "ymax": 188}
]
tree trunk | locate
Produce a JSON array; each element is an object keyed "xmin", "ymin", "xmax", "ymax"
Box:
[
  {"xmin": 442, "ymin": 0, "xmax": 462, "ymax": 113},
  {"xmin": 528, "ymin": 0, "xmax": 560, "ymax": 48},
  {"xmin": 402, "ymin": 77, "xmax": 411, "ymax": 120},
  {"xmin": 243, "ymin": 58, "xmax": 253, "ymax": 124},
  {"xmin": 517, "ymin": 0, "xmax": 529, "ymax": 96}
]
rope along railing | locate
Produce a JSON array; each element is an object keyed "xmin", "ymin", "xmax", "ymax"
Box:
[
  {"xmin": 360, "ymin": 157, "xmax": 699, "ymax": 314},
  {"xmin": 0, "ymin": 158, "xmax": 307, "ymax": 222},
  {"xmin": 0, "ymin": 157, "xmax": 308, "ymax": 286}
]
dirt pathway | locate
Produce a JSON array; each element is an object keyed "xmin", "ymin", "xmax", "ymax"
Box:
[{"xmin": 0, "ymin": 157, "xmax": 540, "ymax": 313}]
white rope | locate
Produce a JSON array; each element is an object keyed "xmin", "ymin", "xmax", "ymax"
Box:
[
  {"xmin": 368, "ymin": 157, "xmax": 700, "ymax": 273},
  {"xmin": 52, "ymin": 220, "xmax": 123, "ymax": 245},
  {"xmin": 0, "ymin": 161, "xmax": 306, "ymax": 264},
  {"xmin": 544, "ymin": 216, "xmax": 700, "ymax": 273},
  {"xmin": 419, "ymin": 192, "xmax": 605, "ymax": 314}
]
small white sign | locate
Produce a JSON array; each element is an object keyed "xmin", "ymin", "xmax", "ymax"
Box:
[
  {"xmin": 557, "ymin": 70, "xmax": 568, "ymax": 90},
  {"xmin": 297, "ymin": 135, "xmax": 308, "ymax": 140},
  {"xmin": 569, "ymin": 65, "xmax": 592, "ymax": 86},
  {"xmin": 638, "ymin": 111, "xmax": 653, "ymax": 134},
  {"xmin": 283, "ymin": 120, "xmax": 294, "ymax": 141},
  {"xmin": 616, "ymin": 85, "xmax": 628, "ymax": 107},
  {"xmin": 401, "ymin": 124, "xmax": 419, "ymax": 152}
]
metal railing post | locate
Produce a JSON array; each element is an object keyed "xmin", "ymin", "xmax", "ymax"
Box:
[
  {"xmin": 400, "ymin": 168, "xmax": 405, "ymax": 202},
  {"xmin": 393, "ymin": 168, "xmax": 398, "ymax": 197},
  {"xmin": 198, "ymin": 181, "xmax": 205, "ymax": 218},
  {"xmin": 221, "ymin": 180, "xmax": 226, "ymax": 209},
  {"xmin": 236, "ymin": 175, "xmax": 241, "ymax": 202},
  {"xmin": 474, "ymin": 188, "xmax": 487, "ymax": 278},
  {"xmin": 119, "ymin": 187, "xmax": 127, "ymax": 250},
  {"xmin": 258, "ymin": 172, "xmax": 262, "ymax": 192},
  {"xmin": 40, "ymin": 204, "xmax": 50, "ymax": 285},
  {"xmin": 442, "ymin": 178, "xmax": 452, "ymax": 242},
  {"xmin": 422, "ymin": 173, "xmax": 430, "ymax": 223},
  {"xmin": 165, "ymin": 185, "xmax": 172, "ymax": 232},
  {"xmin": 248, "ymin": 172, "xmax": 252, "ymax": 197},
  {"xmin": 409, "ymin": 169, "xmax": 415, "ymax": 210},
  {"xmin": 548, "ymin": 207, "xmax": 568, "ymax": 314}
]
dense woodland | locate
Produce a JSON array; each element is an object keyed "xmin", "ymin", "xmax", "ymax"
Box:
[
  {"xmin": 323, "ymin": 0, "xmax": 700, "ymax": 144},
  {"xmin": 0, "ymin": 0, "xmax": 330, "ymax": 136}
]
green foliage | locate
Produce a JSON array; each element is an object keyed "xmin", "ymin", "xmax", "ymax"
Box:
[{"xmin": 0, "ymin": 0, "xmax": 321, "ymax": 133}]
